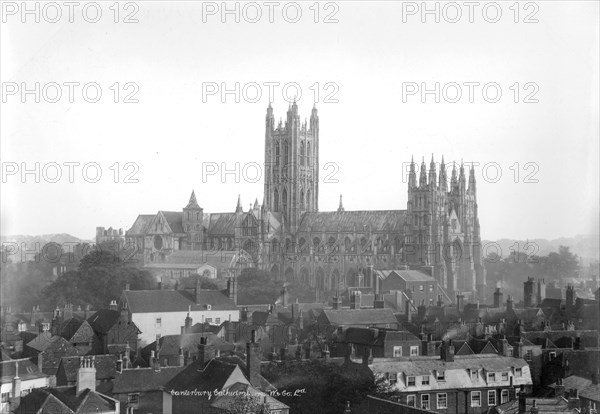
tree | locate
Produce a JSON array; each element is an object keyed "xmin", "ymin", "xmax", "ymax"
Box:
[
  {"xmin": 179, "ymin": 273, "xmax": 220, "ymax": 290},
  {"xmin": 237, "ymin": 268, "xmax": 283, "ymax": 305}
]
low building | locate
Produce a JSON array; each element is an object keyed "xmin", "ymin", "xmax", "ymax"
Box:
[
  {"xmin": 0, "ymin": 358, "xmax": 51, "ymax": 414},
  {"xmin": 369, "ymin": 341, "xmax": 533, "ymax": 413},
  {"xmin": 341, "ymin": 327, "xmax": 422, "ymax": 358},
  {"xmin": 119, "ymin": 280, "xmax": 239, "ymax": 346}
]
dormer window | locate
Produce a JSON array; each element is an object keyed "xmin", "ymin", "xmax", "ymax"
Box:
[
  {"xmin": 407, "ymin": 376, "xmax": 416, "ymax": 386},
  {"xmin": 436, "ymin": 371, "xmax": 445, "ymax": 381},
  {"xmin": 487, "ymin": 372, "xmax": 496, "ymax": 382},
  {"xmin": 470, "ymin": 369, "xmax": 478, "ymax": 381},
  {"xmin": 502, "ymin": 372, "xmax": 509, "ymax": 381}
]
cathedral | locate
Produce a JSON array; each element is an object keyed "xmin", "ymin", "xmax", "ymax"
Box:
[{"xmin": 123, "ymin": 102, "xmax": 486, "ymax": 300}]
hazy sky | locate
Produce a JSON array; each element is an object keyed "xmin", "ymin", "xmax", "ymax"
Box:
[{"xmin": 1, "ymin": 1, "xmax": 598, "ymax": 242}]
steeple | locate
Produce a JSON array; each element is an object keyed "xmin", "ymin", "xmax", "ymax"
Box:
[
  {"xmin": 261, "ymin": 194, "xmax": 268, "ymax": 213},
  {"xmin": 253, "ymin": 198, "xmax": 259, "ymax": 210},
  {"xmin": 451, "ymin": 163, "xmax": 458, "ymax": 187},
  {"xmin": 235, "ymin": 195, "xmax": 243, "ymax": 213},
  {"xmin": 439, "ymin": 156, "xmax": 447, "ymax": 191},
  {"xmin": 419, "ymin": 157, "xmax": 428, "ymax": 187},
  {"xmin": 408, "ymin": 156, "xmax": 416, "ymax": 188},
  {"xmin": 337, "ymin": 194, "xmax": 345, "ymax": 212},
  {"xmin": 186, "ymin": 190, "xmax": 200, "ymax": 209},
  {"xmin": 468, "ymin": 163, "xmax": 476, "ymax": 193},
  {"xmin": 459, "ymin": 161, "xmax": 466, "ymax": 192},
  {"xmin": 428, "ymin": 154, "xmax": 437, "ymax": 188}
]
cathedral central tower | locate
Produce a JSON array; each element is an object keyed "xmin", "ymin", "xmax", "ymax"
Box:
[{"xmin": 263, "ymin": 102, "xmax": 319, "ymax": 233}]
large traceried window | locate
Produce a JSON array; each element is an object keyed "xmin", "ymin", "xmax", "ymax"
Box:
[{"xmin": 275, "ymin": 142, "xmax": 280, "ymax": 166}]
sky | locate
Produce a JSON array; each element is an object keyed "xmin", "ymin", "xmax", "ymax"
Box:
[{"xmin": 1, "ymin": 1, "xmax": 599, "ymax": 242}]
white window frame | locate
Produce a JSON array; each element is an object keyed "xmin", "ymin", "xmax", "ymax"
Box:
[
  {"xmin": 471, "ymin": 369, "xmax": 478, "ymax": 381},
  {"xmin": 502, "ymin": 372, "xmax": 509, "ymax": 381},
  {"xmin": 406, "ymin": 395, "xmax": 416, "ymax": 407},
  {"xmin": 421, "ymin": 394, "xmax": 430, "ymax": 410},
  {"xmin": 393, "ymin": 346, "xmax": 402, "ymax": 357},
  {"xmin": 155, "ymin": 318, "xmax": 162, "ymax": 327},
  {"xmin": 488, "ymin": 372, "xmax": 496, "ymax": 382},
  {"xmin": 388, "ymin": 372, "xmax": 398, "ymax": 385},
  {"xmin": 422, "ymin": 375, "xmax": 430, "ymax": 386},
  {"xmin": 410, "ymin": 346, "xmax": 419, "ymax": 356},
  {"xmin": 515, "ymin": 367, "xmax": 523, "ymax": 377},
  {"xmin": 436, "ymin": 370, "xmax": 446, "ymax": 381},
  {"xmin": 407, "ymin": 376, "xmax": 416, "ymax": 386},
  {"xmin": 471, "ymin": 391, "xmax": 481, "ymax": 407},
  {"xmin": 488, "ymin": 390, "xmax": 497, "ymax": 406},
  {"xmin": 437, "ymin": 393, "xmax": 447, "ymax": 409}
]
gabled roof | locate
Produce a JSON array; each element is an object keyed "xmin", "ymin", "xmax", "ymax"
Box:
[
  {"xmin": 164, "ymin": 358, "xmax": 246, "ymax": 392},
  {"xmin": 343, "ymin": 328, "xmax": 419, "ymax": 346},
  {"xmin": 160, "ymin": 211, "xmax": 185, "ymax": 234},
  {"xmin": 113, "ymin": 366, "xmax": 185, "ymax": 393},
  {"xmin": 144, "ymin": 250, "xmax": 241, "ymax": 270},
  {"xmin": 26, "ymin": 333, "xmax": 74, "ymax": 352},
  {"xmin": 44, "ymin": 386, "xmax": 117, "ymax": 413},
  {"xmin": 549, "ymin": 375, "xmax": 600, "ymax": 402},
  {"xmin": 122, "ymin": 289, "xmax": 238, "ymax": 313},
  {"xmin": 126, "ymin": 214, "xmax": 155, "ymax": 235},
  {"xmin": 376, "ymin": 270, "xmax": 436, "ymax": 283},
  {"xmin": 298, "ymin": 210, "xmax": 407, "ymax": 233},
  {"xmin": 87, "ymin": 309, "xmax": 121, "ymax": 334},
  {"xmin": 57, "ymin": 355, "xmax": 117, "ymax": 384},
  {"xmin": 14, "ymin": 389, "xmax": 74, "ymax": 414},
  {"xmin": 141, "ymin": 333, "xmax": 234, "ymax": 357},
  {"xmin": 210, "ymin": 382, "xmax": 288, "ymax": 411},
  {"xmin": 69, "ymin": 320, "xmax": 98, "ymax": 344}
]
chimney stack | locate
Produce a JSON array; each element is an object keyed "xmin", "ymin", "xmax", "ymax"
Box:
[
  {"xmin": 76, "ymin": 356, "xmax": 96, "ymax": 395},
  {"xmin": 246, "ymin": 330, "xmax": 260, "ymax": 387},
  {"xmin": 227, "ymin": 277, "xmax": 238, "ymax": 305},
  {"xmin": 350, "ymin": 291, "xmax": 361, "ymax": 309},
  {"xmin": 332, "ymin": 295, "xmax": 342, "ymax": 310},
  {"xmin": 494, "ymin": 288, "xmax": 503, "ymax": 308},
  {"xmin": 11, "ymin": 361, "xmax": 21, "ymax": 407},
  {"xmin": 195, "ymin": 277, "xmax": 202, "ymax": 304},
  {"xmin": 440, "ymin": 340, "xmax": 455, "ymax": 362},
  {"xmin": 178, "ymin": 347, "xmax": 185, "ymax": 367},
  {"xmin": 109, "ymin": 300, "xmax": 118, "ymax": 311},
  {"xmin": 198, "ymin": 336, "xmax": 215, "ymax": 368},
  {"xmin": 405, "ymin": 299, "xmax": 413, "ymax": 323},
  {"xmin": 456, "ymin": 294, "xmax": 464, "ymax": 313},
  {"xmin": 507, "ymin": 295, "xmax": 514, "ymax": 313}
]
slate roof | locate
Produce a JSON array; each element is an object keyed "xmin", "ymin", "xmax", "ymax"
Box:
[
  {"xmin": 144, "ymin": 250, "xmax": 239, "ymax": 269},
  {"xmin": 44, "ymin": 386, "xmax": 117, "ymax": 413},
  {"xmin": 297, "ymin": 210, "xmax": 407, "ymax": 233},
  {"xmin": 160, "ymin": 211, "xmax": 185, "ymax": 234},
  {"xmin": 113, "ymin": 366, "xmax": 185, "ymax": 393},
  {"xmin": 123, "ymin": 289, "xmax": 238, "ymax": 313},
  {"xmin": 208, "ymin": 213, "xmax": 237, "ymax": 235},
  {"xmin": 14, "ymin": 388, "xmax": 74, "ymax": 414},
  {"xmin": 127, "ymin": 214, "xmax": 155, "ymax": 235},
  {"xmin": 57, "ymin": 355, "xmax": 117, "ymax": 384},
  {"xmin": 87, "ymin": 309, "xmax": 125, "ymax": 334},
  {"xmin": 492, "ymin": 397, "xmax": 575, "ymax": 414},
  {"xmin": 319, "ymin": 308, "xmax": 399, "ymax": 326},
  {"xmin": 343, "ymin": 328, "xmax": 420, "ymax": 346}
]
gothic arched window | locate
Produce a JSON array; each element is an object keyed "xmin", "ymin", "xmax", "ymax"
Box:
[
  {"xmin": 307, "ymin": 142, "xmax": 311, "ymax": 166},
  {"xmin": 306, "ymin": 190, "xmax": 311, "ymax": 212},
  {"xmin": 300, "ymin": 142, "xmax": 305, "ymax": 166},
  {"xmin": 283, "ymin": 141, "xmax": 289, "ymax": 166},
  {"xmin": 300, "ymin": 190, "xmax": 305, "ymax": 211},
  {"xmin": 275, "ymin": 142, "xmax": 280, "ymax": 166},
  {"xmin": 274, "ymin": 189, "xmax": 279, "ymax": 212},
  {"xmin": 282, "ymin": 188, "xmax": 288, "ymax": 213}
]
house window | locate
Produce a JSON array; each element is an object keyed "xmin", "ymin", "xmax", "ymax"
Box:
[
  {"xmin": 393, "ymin": 346, "xmax": 402, "ymax": 357},
  {"xmin": 128, "ymin": 393, "xmax": 140, "ymax": 406},
  {"xmin": 421, "ymin": 394, "xmax": 430, "ymax": 410},
  {"xmin": 215, "ymin": 318, "xmax": 221, "ymax": 324},
  {"xmin": 429, "ymin": 284, "xmax": 434, "ymax": 292},
  {"xmin": 501, "ymin": 389, "xmax": 509, "ymax": 403},
  {"xmin": 549, "ymin": 351, "xmax": 557, "ymax": 360},
  {"xmin": 502, "ymin": 372, "xmax": 509, "ymax": 381},
  {"xmin": 436, "ymin": 371, "xmax": 445, "ymax": 381},
  {"xmin": 407, "ymin": 376, "xmax": 416, "ymax": 386},
  {"xmin": 422, "ymin": 375, "xmax": 430, "ymax": 385},
  {"xmin": 410, "ymin": 346, "xmax": 419, "ymax": 356},
  {"xmin": 488, "ymin": 390, "xmax": 497, "ymax": 406},
  {"xmin": 437, "ymin": 393, "xmax": 447, "ymax": 409},
  {"xmin": 515, "ymin": 367, "xmax": 523, "ymax": 377},
  {"xmin": 1, "ymin": 393, "xmax": 10, "ymax": 403},
  {"xmin": 206, "ymin": 318, "xmax": 213, "ymax": 324},
  {"xmin": 525, "ymin": 350, "xmax": 533, "ymax": 362},
  {"xmin": 387, "ymin": 373, "xmax": 397, "ymax": 385},
  {"xmin": 156, "ymin": 318, "xmax": 162, "ymax": 328},
  {"xmin": 406, "ymin": 395, "xmax": 416, "ymax": 407},
  {"xmin": 419, "ymin": 285, "xmax": 424, "ymax": 291},
  {"xmin": 471, "ymin": 369, "xmax": 478, "ymax": 381},
  {"xmin": 488, "ymin": 372, "xmax": 496, "ymax": 382},
  {"xmin": 471, "ymin": 391, "xmax": 481, "ymax": 407}
]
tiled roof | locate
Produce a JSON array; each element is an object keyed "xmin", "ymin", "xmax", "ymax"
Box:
[
  {"xmin": 207, "ymin": 213, "xmax": 237, "ymax": 235},
  {"xmin": 44, "ymin": 386, "xmax": 117, "ymax": 413},
  {"xmin": 113, "ymin": 366, "xmax": 185, "ymax": 393},
  {"xmin": 492, "ymin": 397, "xmax": 575, "ymax": 414},
  {"xmin": 549, "ymin": 375, "xmax": 600, "ymax": 402},
  {"xmin": 160, "ymin": 211, "xmax": 185, "ymax": 234},
  {"xmin": 69, "ymin": 320, "xmax": 98, "ymax": 344},
  {"xmin": 14, "ymin": 389, "xmax": 74, "ymax": 414},
  {"xmin": 141, "ymin": 333, "xmax": 234, "ymax": 357},
  {"xmin": 320, "ymin": 308, "xmax": 399, "ymax": 326},
  {"xmin": 210, "ymin": 382, "xmax": 288, "ymax": 411},
  {"xmin": 343, "ymin": 328, "xmax": 419, "ymax": 346},
  {"xmin": 87, "ymin": 309, "xmax": 120, "ymax": 334},
  {"xmin": 57, "ymin": 355, "xmax": 117, "ymax": 384},
  {"xmin": 0, "ymin": 358, "xmax": 48, "ymax": 384},
  {"xmin": 26, "ymin": 333, "xmax": 74, "ymax": 352},
  {"xmin": 126, "ymin": 214, "xmax": 155, "ymax": 235},
  {"xmin": 164, "ymin": 358, "xmax": 243, "ymax": 392},
  {"xmin": 123, "ymin": 289, "xmax": 238, "ymax": 313},
  {"xmin": 376, "ymin": 270, "xmax": 435, "ymax": 283},
  {"xmin": 298, "ymin": 210, "xmax": 407, "ymax": 233}
]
